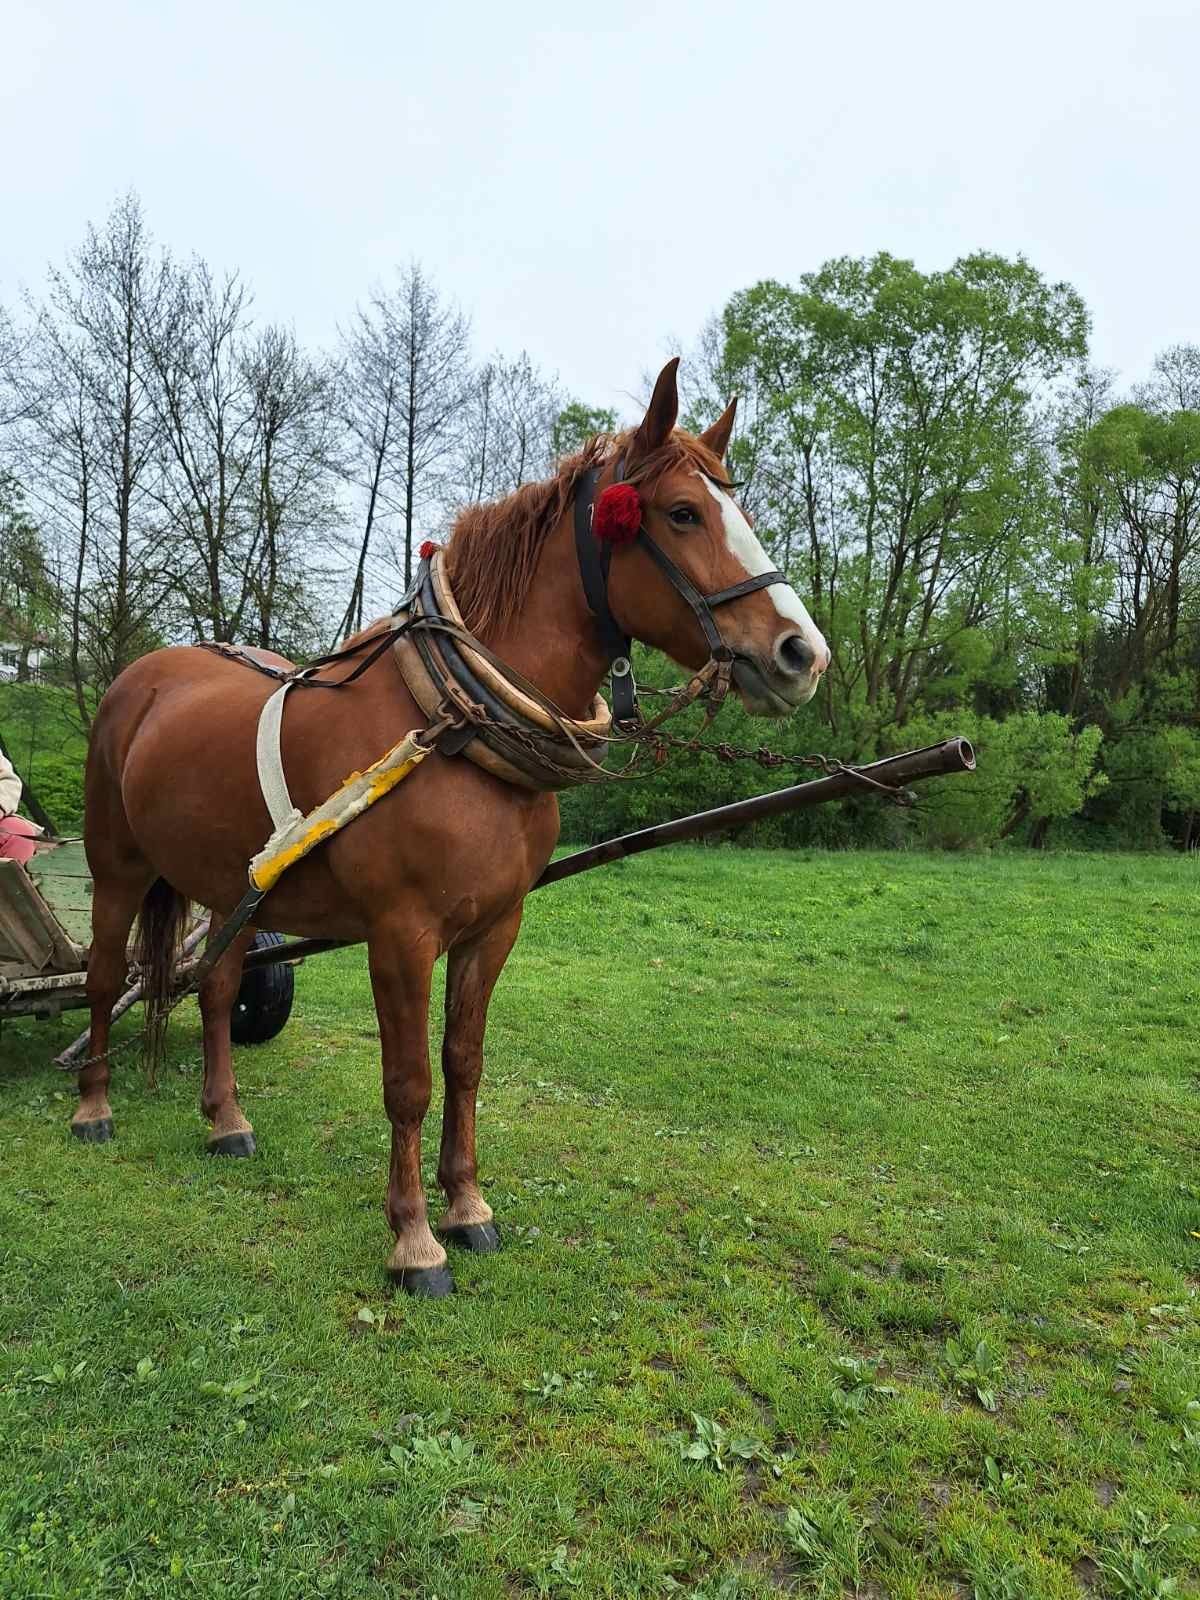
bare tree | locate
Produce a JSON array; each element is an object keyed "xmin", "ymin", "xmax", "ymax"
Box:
[
  {"xmin": 0, "ymin": 305, "xmax": 34, "ymax": 429},
  {"xmin": 337, "ymin": 264, "xmax": 471, "ymax": 629},
  {"xmin": 389, "ymin": 265, "xmax": 471, "ymax": 583},
  {"xmin": 336, "ymin": 297, "xmax": 403, "ymax": 638},
  {"xmin": 142, "ymin": 262, "xmax": 262, "ymax": 641},
  {"xmin": 243, "ymin": 324, "xmax": 342, "ymax": 654},
  {"xmin": 450, "ymin": 351, "xmax": 562, "ymax": 511},
  {"xmin": 1136, "ymin": 343, "xmax": 1200, "ymax": 413},
  {"xmin": 10, "ymin": 195, "xmax": 178, "ymax": 724}
]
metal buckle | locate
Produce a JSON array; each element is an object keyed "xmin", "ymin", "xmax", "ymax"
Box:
[{"xmin": 611, "ymin": 656, "xmax": 632, "ymax": 678}]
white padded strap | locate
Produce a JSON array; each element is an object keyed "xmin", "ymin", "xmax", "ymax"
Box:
[{"xmin": 256, "ymin": 683, "xmax": 297, "ymax": 830}]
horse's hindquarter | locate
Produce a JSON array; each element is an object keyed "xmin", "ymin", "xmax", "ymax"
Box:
[{"xmin": 88, "ymin": 645, "xmax": 560, "ymax": 946}]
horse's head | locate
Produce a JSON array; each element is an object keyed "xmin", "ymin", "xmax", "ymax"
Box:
[{"xmin": 600, "ymin": 359, "xmax": 829, "ymax": 715}]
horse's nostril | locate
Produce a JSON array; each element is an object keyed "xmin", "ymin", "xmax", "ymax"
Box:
[{"xmin": 777, "ymin": 633, "xmax": 814, "ymax": 677}]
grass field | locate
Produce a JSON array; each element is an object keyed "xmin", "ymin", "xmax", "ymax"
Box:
[{"xmin": 1, "ymin": 848, "xmax": 1197, "ymax": 1599}]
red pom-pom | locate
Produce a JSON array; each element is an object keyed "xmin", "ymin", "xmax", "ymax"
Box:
[
  {"xmin": 593, "ymin": 483, "xmax": 642, "ymax": 545},
  {"xmin": 419, "ymin": 539, "xmax": 439, "ymax": 560}
]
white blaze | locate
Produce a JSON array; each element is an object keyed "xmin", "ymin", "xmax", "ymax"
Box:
[{"xmin": 698, "ymin": 474, "xmax": 827, "ymax": 663}]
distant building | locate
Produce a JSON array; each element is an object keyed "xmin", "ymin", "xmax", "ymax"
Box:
[{"xmin": 0, "ymin": 636, "xmax": 50, "ymax": 683}]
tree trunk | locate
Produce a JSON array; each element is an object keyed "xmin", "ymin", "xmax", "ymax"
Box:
[{"xmin": 999, "ymin": 793, "xmax": 1030, "ymax": 841}]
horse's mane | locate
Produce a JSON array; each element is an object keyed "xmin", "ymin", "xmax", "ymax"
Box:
[{"xmin": 444, "ymin": 427, "xmax": 730, "ymax": 637}]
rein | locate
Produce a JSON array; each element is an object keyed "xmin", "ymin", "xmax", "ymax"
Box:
[{"xmin": 572, "ymin": 461, "xmax": 787, "ymax": 727}]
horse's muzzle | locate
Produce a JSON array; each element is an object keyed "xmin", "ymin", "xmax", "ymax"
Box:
[{"xmin": 731, "ymin": 651, "xmax": 825, "ymax": 715}]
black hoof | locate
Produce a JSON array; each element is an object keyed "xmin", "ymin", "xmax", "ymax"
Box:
[
  {"xmin": 70, "ymin": 1117, "xmax": 114, "ymax": 1144},
  {"xmin": 440, "ymin": 1220, "xmax": 501, "ymax": 1254},
  {"xmin": 206, "ymin": 1131, "xmax": 256, "ymax": 1158},
  {"xmin": 389, "ymin": 1263, "xmax": 456, "ymax": 1298}
]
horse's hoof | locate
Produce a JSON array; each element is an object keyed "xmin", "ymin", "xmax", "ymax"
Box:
[
  {"xmin": 206, "ymin": 1131, "xmax": 256, "ymax": 1158},
  {"xmin": 440, "ymin": 1220, "xmax": 501, "ymax": 1254},
  {"xmin": 389, "ymin": 1263, "xmax": 456, "ymax": 1298},
  {"xmin": 70, "ymin": 1117, "xmax": 114, "ymax": 1144}
]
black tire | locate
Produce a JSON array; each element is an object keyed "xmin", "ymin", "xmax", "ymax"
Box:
[{"xmin": 230, "ymin": 931, "xmax": 295, "ymax": 1045}]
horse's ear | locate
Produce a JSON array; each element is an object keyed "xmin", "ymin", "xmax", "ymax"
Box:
[
  {"xmin": 699, "ymin": 396, "xmax": 738, "ymax": 461},
  {"xmin": 630, "ymin": 358, "xmax": 680, "ymax": 460}
]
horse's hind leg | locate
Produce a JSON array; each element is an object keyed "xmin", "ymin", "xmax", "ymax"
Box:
[
  {"xmin": 198, "ymin": 913, "xmax": 257, "ymax": 1157},
  {"xmin": 72, "ymin": 873, "xmax": 149, "ymax": 1142},
  {"xmin": 436, "ymin": 904, "xmax": 523, "ymax": 1254}
]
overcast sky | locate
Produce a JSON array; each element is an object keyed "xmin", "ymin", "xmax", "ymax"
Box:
[{"xmin": 6, "ymin": 0, "xmax": 1198, "ymax": 416}]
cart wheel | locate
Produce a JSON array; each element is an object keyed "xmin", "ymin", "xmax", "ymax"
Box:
[{"xmin": 230, "ymin": 931, "xmax": 295, "ymax": 1045}]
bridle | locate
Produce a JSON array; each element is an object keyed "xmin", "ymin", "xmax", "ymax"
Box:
[{"xmin": 573, "ymin": 460, "xmax": 787, "ymax": 726}]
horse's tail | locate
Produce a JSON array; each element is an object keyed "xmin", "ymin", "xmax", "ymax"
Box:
[{"xmin": 133, "ymin": 877, "xmax": 189, "ymax": 1086}]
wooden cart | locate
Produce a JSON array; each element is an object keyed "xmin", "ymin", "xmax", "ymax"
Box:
[{"xmin": 0, "ymin": 840, "xmax": 294, "ymax": 1042}]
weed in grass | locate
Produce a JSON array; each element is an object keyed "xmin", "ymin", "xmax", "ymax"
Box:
[
  {"xmin": 1102, "ymin": 1549, "xmax": 1181, "ymax": 1598},
  {"xmin": 199, "ymin": 1369, "xmax": 274, "ymax": 1434},
  {"xmin": 981, "ymin": 1454, "xmax": 1023, "ymax": 1501},
  {"xmin": 782, "ymin": 1497, "xmax": 864, "ymax": 1591},
  {"xmin": 827, "ymin": 1353, "xmax": 897, "ymax": 1426},
  {"xmin": 1168, "ymin": 1402, "xmax": 1200, "ymax": 1461},
  {"xmin": 382, "ymin": 1411, "xmax": 477, "ymax": 1479},
  {"xmin": 523, "ymin": 1368, "xmax": 595, "ymax": 1400},
  {"xmin": 943, "ymin": 1335, "xmax": 1004, "ymax": 1411},
  {"xmin": 1094, "ymin": 1511, "xmax": 1200, "ymax": 1599},
  {"xmin": 679, "ymin": 1413, "xmax": 769, "ymax": 1472},
  {"xmin": 663, "ymin": 1575, "xmax": 741, "ymax": 1599},
  {"xmin": 23, "ymin": 1359, "xmax": 87, "ymax": 1389}
]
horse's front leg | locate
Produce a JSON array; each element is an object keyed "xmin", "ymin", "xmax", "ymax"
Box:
[
  {"xmin": 437, "ymin": 904, "xmax": 523, "ymax": 1254},
  {"xmin": 368, "ymin": 920, "xmax": 451, "ymax": 1296}
]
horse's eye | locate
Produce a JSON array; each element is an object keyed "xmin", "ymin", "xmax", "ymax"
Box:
[{"xmin": 668, "ymin": 505, "xmax": 699, "ymax": 526}]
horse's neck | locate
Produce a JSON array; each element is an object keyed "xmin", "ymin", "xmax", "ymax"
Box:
[{"xmin": 482, "ymin": 515, "xmax": 609, "ymax": 721}]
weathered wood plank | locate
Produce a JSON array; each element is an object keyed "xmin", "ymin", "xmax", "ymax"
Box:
[
  {"xmin": 27, "ymin": 842, "xmax": 93, "ymax": 949},
  {"xmin": 0, "ymin": 860, "xmax": 84, "ymax": 975}
]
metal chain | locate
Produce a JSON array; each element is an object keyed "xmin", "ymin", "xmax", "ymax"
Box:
[
  {"xmin": 61, "ymin": 946, "xmax": 219, "ymax": 1075},
  {"xmin": 65, "ymin": 1024, "xmax": 157, "ymax": 1075},
  {"xmin": 457, "ymin": 676, "xmax": 902, "ymax": 798}
]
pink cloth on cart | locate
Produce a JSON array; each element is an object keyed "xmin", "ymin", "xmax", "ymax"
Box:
[{"xmin": 0, "ymin": 815, "xmax": 40, "ymax": 865}]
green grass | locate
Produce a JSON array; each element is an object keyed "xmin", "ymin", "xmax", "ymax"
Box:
[{"xmin": 1, "ymin": 848, "xmax": 1198, "ymax": 1599}]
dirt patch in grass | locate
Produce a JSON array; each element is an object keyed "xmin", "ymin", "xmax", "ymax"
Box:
[{"xmin": 1073, "ymin": 1554, "xmax": 1103, "ymax": 1588}]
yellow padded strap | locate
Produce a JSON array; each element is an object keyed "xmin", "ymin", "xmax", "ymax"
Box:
[{"xmin": 248, "ymin": 731, "xmax": 430, "ymax": 893}]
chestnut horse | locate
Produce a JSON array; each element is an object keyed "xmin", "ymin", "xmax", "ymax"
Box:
[{"xmin": 76, "ymin": 359, "xmax": 829, "ymax": 1294}]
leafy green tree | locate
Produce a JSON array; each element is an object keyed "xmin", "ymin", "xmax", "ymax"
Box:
[
  {"xmin": 718, "ymin": 252, "xmax": 1088, "ymax": 751},
  {"xmin": 1081, "ymin": 401, "xmax": 1200, "ymax": 693},
  {"xmin": 551, "ymin": 401, "xmax": 616, "ymax": 459}
]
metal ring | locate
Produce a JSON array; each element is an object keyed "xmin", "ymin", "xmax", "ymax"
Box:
[{"xmin": 612, "ymin": 656, "xmax": 632, "ymax": 677}]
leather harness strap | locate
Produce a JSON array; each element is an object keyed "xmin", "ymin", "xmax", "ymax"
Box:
[{"xmin": 573, "ymin": 467, "xmax": 637, "ymax": 724}]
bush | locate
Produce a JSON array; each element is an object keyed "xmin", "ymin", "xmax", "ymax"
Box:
[
  {"xmin": 0, "ymin": 683, "xmax": 88, "ymax": 833},
  {"xmin": 897, "ymin": 711, "xmax": 1105, "ymax": 850}
]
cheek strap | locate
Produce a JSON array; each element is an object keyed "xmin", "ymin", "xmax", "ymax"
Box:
[{"xmin": 574, "ymin": 466, "xmax": 638, "ymax": 723}]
